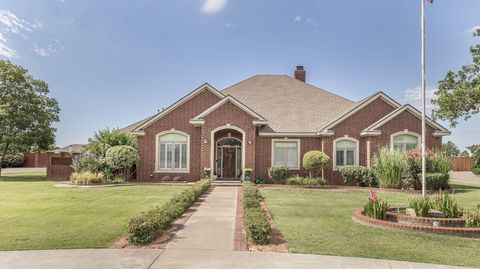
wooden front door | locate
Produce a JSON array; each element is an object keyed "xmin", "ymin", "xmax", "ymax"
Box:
[{"xmin": 222, "ymin": 147, "xmax": 236, "ymax": 178}]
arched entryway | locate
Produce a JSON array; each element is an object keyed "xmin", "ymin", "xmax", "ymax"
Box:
[{"xmin": 210, "ymin": 125, "xmax": 245, "ymax": 180}]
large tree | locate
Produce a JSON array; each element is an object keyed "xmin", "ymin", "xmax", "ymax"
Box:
[
  {"xmin": 441, "ymin": 141, "xmax": 460, "ymax": 157},
  {"xmin": 0, "ymin": 60, "xmax": 60, "ymax": 176},
  {"xmin": 467, "ymin": 144, "xmax": 480, "ymax": 159},
  {"xmin": 432, "ymin": 29, "xmax": 480, "ymax": 127}
]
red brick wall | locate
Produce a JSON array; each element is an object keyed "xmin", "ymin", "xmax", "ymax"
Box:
[
  {"xmin": 136, "ymin": 88, "xmax": 222, "ymax": 181},
  {"xmin": 199, "ymin": 101, "xmax": 257, "ymax": 178}
]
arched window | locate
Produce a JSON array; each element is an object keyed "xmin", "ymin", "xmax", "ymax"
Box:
[
  {"xmin": 156, "ymin": 131, "xmax": 189, "ymax": 171},
  {"xmin": 334, "ymin": 138, "xmax": 359, "ymax": 169},
  {"xmin": 392, "ymin": 133, "xmax": 419, "ymax": 152}
]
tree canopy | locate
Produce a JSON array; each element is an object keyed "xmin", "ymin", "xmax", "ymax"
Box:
[
  {"xmin": 432, "ymin": 29, "xmax": 480, "ymax": 127},
  {"xmin": 441, "ymin": 141, "xmax": 460, "ymax": 157},
  {"xmin": 84, "ymin": 128, "xmax": 137, "ymax": 157},
  {"xmin": 0, "ymin": 60, "xmax": 60, "ymax": 175}
]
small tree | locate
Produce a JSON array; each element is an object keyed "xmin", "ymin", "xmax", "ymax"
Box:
[
  {"xmin": 303, "ymin": 150, "xmax": 330, "ymax": 179},
  {"xmin": 105, "ymin": 145, "xmax": 139, "ymax": 179},
  {"xmin": 441, "ymin": 141, "xmax": 460, "ymax": 157},
  {"xmin": 85, "ymin": 128, "xmax": 136, "ymax": 157}
]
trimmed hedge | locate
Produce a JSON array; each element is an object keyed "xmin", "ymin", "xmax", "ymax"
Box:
[
  {"xmin": 426, "ymin": 173, "xmax": 450, "ymax": 190},
  {"xmin": 127, "ymin": 179, "xmax": 211, "ymax": 245},
  {"xmin": 339, "ymin": 166, "xmax": 377, "ymax": 187},
  {"xmin": 243, "ymin": 182, "xmax": 271, "ymax": 244}
]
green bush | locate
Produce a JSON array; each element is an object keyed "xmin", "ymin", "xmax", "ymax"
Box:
[
  {"xmin": 302, "ymin": 150, "xmax": 330, "ymax": 178},
  {"xmin": 85, "ymin": 128, "xmax": 137, "ymax": 157},
  {"xmin": 242, "ymin": 182, "xmax": 271, "ymax": 244},
  {"xmin": 286, "ymin": 175, "xmax": 325, "ymax": 186},
  {"xmin": 431, "ymin": 152, "xmax": 452, "ymax": 174},
  {"xmin": 127, "ymin": 179, "xmax": 211, "ymax": 245},
  {"xmin": 409, "ymin": 197, "xmax": 433, "ymax": 217},
  {"xmin": 268, "ymin": 166, "xmax": 289, "ymax": 184},
  {"xmin": 426, "ymin": 173, "xmax": 450, "ymax": 190},
  {"xmin": 0, "ymin": 153, "xmax": 24, "ymax": 168},
  {"xmin": 434, "ymin": 191, "xmax": 462, "ymax": 218},
  {"xmin": 363, "ymin": 190, "xmax": 390, "ymax": 220},
  {"xmin": 69, "ymin": 171, "xmax": 105, "ymax": 185},
  {"xmin": 464, "ymin": 204, "xmax": 480, "ymax": 228},
  {"xmin": 339, "ymin": 166, "xmax": 377, "ymax": 187},
  {"xmin": 243, "ymin": 168, "xmax": 253, "ymax": 181},
  {"xmin": 373, "ymin": 147, "xmax": 405, "ymax": 189},
  {"xmin": 105, "ymin": 145, "xmax": 139, "ymax": 179},
  {"xmin": 472, "ymin": 158, "xmax": 480, "ymax": 175}
]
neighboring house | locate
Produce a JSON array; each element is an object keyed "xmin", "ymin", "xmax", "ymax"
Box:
[
  {"xmin": 124, "ymin": 66, "xmax": 450, "ymax": 184},
  {"xmin": 51, "ymin": 144, "xmax": 86, "ymax": 155}
]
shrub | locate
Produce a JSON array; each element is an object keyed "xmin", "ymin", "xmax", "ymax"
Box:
[
  {"xmin": 254, "ymin": 177, "xmax": 265, "ymax": 184},
  {"xmin": 71, "ymin": 153, "xmax": 115, "ymax": 180},
  {"xmin": 426, "ymin": 173, "xmax": 450, "ymax": 190},
  {"xmin": 268, "ymin": 166, "xmax": 289, "ymax": 184},
  {"xmin": 69, "ymin": 171, "xmax": 105, "ymax": 185},
  {"xmin": 433, "ymin": 191, "xmax": 462, "ymax": 218},
  {"xmin": 409, "ymin": 197, "xmax": 433, "ymax": 217},
  {"xmin": 243, "ymin": 168, "xmax": 253, "ymax": 181},
  {"xmin": 373, "ymin": 147, "xmax": 405, "ymax": 189},
  {"xmin": 242, "ymin": 182, "xmax": 271, "ymax": 244},
  {"xmin": 302, "ymin": 150, "xmax": 330, "ymax": 178},
  {"xmin": 105, "ymin": 145, "xmax": 139, "ymax": 179},
  {"xmin": 286, "ymin": 175, "xmax": 325, "ymax": 186},
  {"xmin": 339, "ymin": 166, "xmax": 377, "ymax": 187},
  {"xmin": 162, "ymin": 176, "xmax": 171, "ymax": 181},
  {"xmin": 112, "ymin": 177, "xmax": 125, "ymax": 184},
  {"xmin": 203, "ymin": 167, "xmax": 211, "ymax": 179},
  {"xmin": 363, "ymin": 189, "xmax": 390, "ymax": 220},
  {"xmin": 0, "ymin": 153, "xmax": 24, "ymax": 168},
  {"xmin": 173, "ymin": 176, "xmax": 182, "ymax": 182},
  {"xmin": 472, "ymin": 158, "xmax": 480, "ymax": 176},
  {"xmin": 431, "ymin": 152, "xmax": 452, "ymax": 174},
  {"xmin": 464, "ymin": 204, "xmax": 480, "ymax": 228},
  {"xmin": 127, "ymin": 179, "xmax": 211, "ymax": 245}
]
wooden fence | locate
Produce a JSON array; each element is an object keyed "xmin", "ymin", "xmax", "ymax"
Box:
[
  {"xmin": 46, "ymin": 153, "xmax": 73, "ymax": 181},
  {"xmin": 23, "ymin": 153, "xmax": 49, "ymax": 168},
  {"xmin": 450, "ymin": 157, "xmax": 473, "ymax": 172}
]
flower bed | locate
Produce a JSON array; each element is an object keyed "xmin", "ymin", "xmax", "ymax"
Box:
[
  {"xmin": 388, "ymin": 207, "xmax": 465, "ymax": 227},
  {"xmin": 352, "ymin": 209, "xmax": 480, "ymax": 238}
]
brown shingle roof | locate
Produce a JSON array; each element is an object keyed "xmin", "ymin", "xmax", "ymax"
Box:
[{"xmin": 222, "ymin": 75, "xmax": 356, "ymax": 133}]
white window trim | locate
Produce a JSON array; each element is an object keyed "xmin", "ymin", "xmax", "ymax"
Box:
[
  {"xmin": 390, "ymin": 130, "xmax": 421, "ymax": 151},
  {"xmin": 271, "ymin": 138, "xmax": 301, "ymax": 170},
  {"xmin": 333, "ymin": 136, "xmax": 359, "ymax": 171},
  {"xmin": 155, "ymin": 130, "xmax": 190, "ymax": 173}
]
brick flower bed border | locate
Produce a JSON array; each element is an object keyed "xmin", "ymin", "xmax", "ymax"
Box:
[
  {"xmin": 352, "ymin": 209, "xmax": 480, "ymax": 238},
  {"xmin": 387, "ymin": 208, "xmax": 465, "ymax": 227}
]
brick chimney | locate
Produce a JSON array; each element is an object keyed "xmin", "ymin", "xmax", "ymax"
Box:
[{"xmin": 294, "ymin": 66, "xmax": 306, "ymax": 82}]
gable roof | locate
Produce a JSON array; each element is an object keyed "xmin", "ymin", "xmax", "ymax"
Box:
[
  {"xmin": 222, "ymin": 75, "xmax": 356, "ymax": 133},
  {"xmin": 361, "ymin": 104, "xmax": 451, "ymax": 136},
  {"xmin": 131, "ymin": 83, "xmax": 224, "ymax": 132},
  {"xmin": 190, "ymin": 95, "xmax": 267, "ymax": 126},
  {"xmin": 318, "ymin": 92, "xmax": 401, "ymax": 135}
]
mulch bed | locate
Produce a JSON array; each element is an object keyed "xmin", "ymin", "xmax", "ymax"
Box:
[{"xmin": 234, "ymin": 186, "xmax": 289, "ymax": 253}]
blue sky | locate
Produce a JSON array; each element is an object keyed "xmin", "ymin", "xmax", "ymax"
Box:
[{"xmin": 1, "ymin": 0, "xmax": 479, "ymax": 150}]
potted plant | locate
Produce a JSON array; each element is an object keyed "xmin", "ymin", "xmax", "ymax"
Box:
[
  {"xmin": 243, "ymin": 168, "xmax": 253, "ymax": 181},
  {"xmin": 204, "ymin": 167, "xmax": 212, "ymax": 179}
]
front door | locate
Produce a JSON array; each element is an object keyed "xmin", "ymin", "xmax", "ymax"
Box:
[{"xmin": 222, "ymin": 147, "xmax": 236, "ymax": 178}]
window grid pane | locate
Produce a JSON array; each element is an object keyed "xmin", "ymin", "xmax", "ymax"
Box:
[
  {"xmin": 273, "ymin": 141, "xmax": 298, "ymax": 168},
  {"xmin": 336, "ymin": 150, "xmax": 344, "ymax": 166},
  {"xmin": 346, "ymin": 150, "xmax": 355, "ymax": 165}
]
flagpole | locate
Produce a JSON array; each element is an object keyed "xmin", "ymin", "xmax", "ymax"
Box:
[{"xmin": 421, "ymin": 0, "xmax": 427, "ymax": 197}]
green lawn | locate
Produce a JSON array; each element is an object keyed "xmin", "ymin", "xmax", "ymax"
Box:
[
  {"xmin": 0, "ymin": 171, "xmax": 186, "ymax": 250},
  {"xmin": 261, "ymin": 185, "xmax": 480, "ymax": 268}
]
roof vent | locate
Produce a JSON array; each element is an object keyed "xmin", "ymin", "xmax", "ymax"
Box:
[{"xmin": 294, "ymin": 66, "xmax": 306, "ymax": 82}]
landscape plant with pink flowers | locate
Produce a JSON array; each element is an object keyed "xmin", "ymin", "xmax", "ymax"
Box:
[{"xmin": 363, "ymin": 189, "xmax": 390, "ymax": 220}]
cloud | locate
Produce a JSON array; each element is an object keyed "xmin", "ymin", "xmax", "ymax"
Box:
[
  {"xmin": 404, "ymin": 86, "xmax": 438, "ymax": 114},
  {"xmin": 0, "ymin": 9, "xmax": 48, "ymax": 58},
  {"xmin": 224, "ymin": 22, "xmax": 235, "ymax": 28},
  {"xmin": 201, "ymin": 0, "xmax": 227, "ymax": 14},
  {"xmin": 293, "ymin": 15, "xmax": 318, "ymax": 27},
  {"xmin": 33, "ymin": 40, "xmax": 63, "ymax": 57}
]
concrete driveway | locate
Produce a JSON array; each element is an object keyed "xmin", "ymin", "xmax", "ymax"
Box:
[{"xmin": 450, "ymin": 171, "xmax": 480, "ymax": 186}]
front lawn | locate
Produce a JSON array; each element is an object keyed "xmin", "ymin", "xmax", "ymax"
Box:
[
  {"xmin": 261, "ymin": 185, "xmax": 480, "ymax": 268},
  {"xmin": 0, "ymin": 171, "xmax": 186, "ymax": 250}
]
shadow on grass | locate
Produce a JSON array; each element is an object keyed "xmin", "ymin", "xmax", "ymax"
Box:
[
  {"xmin": 450, "ymin": 183, "xmax": 480, "ymax": 193},
  {"xmin": 0, "ymin": 173, "xmax": 47, "ymax": 182}
]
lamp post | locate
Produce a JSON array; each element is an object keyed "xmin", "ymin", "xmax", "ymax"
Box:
[{"xmin": 421, "ymin": 0, "xmax": 427, "ymax": 197}]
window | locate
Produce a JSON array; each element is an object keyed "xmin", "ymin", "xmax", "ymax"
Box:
[
  {"xmin": 392, "ymin": 134, "xmax": 419, "ymax": 152},
  {"xmin": 272, "ymin": 140, "xmax": 299, "ymax": 169},
  {"xmin": 335, "ymin": 139, "xmax": 358, "ymax": 168},
  {"xmin": 157, "ymin": 132, "xmax": 188, "ymax": 171}
]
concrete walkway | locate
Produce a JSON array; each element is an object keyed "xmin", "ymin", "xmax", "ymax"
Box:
[
  {"xmin": 0, "ymin": 249, "xmax": 473, "ymax": 269},
  {"xmin": 1, "ymin": 167, "xmax": 46, "ymax": 174},
  {"xmin": 450, "ymin": 171, "xmax": 480, "ymax": 186},
  {"xmin": 166, "ymin": 186, "xmax": 238, "ymax": 250}
]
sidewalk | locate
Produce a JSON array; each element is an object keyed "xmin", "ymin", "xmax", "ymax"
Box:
[
  {"xmin": 0, "ymin": 248, "xmax": 473, "ymax": 269},
  {"xmin": 166, "ymin": 186, "xmax": 238, "ymax": 250}
]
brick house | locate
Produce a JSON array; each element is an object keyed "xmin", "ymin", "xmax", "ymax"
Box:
[{"xmin": 124, "ymin": 66, "xmax": 450, "ymax": 184}]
